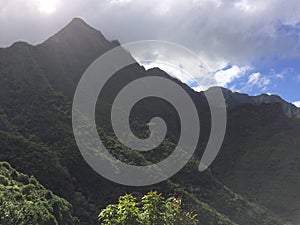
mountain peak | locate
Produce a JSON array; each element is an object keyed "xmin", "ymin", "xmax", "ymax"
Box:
[
  {"xmin": 42, "ymin": 17, "xmax": 110, "ymax": 48},
  {"xmin": 69, "ymin": 17, "xmax": 87, "ymax": 25},
  {"xmin": 65, "ymin": 17, "xmax": 96, "ymax": 32}
]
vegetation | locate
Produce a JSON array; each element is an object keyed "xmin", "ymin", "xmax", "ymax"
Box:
[
  {"xmin": 99, "ymin": 191, "xmax": 198, "ymax": 225},
  {"xmin": 0, "ymin": 162, "xmax": 78, "ymax": 225}
]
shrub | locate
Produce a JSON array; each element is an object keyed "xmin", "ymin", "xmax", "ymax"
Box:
[
  {"xmin": 99, "ymin": 191, "xmax": 198, "ymax": 225},
  {"xmin": 0, "ymin": 162, "xmax": 11, "ymax": 170},
  {"xmin": 0, "ymin": 175, "xmax": 9, "ymax": 186},
  {"xmin": 16, "ymin": 173, "xmax": 29, "ymax": 185}
]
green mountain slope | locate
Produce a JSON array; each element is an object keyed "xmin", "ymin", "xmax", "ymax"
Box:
[
  {"xmin": 212, "ymin": 103, "xmax": 300, "ymax": 223},
  {"xmin": 0, "ymin": 104, "xmax": 285, "ymax": 224}
]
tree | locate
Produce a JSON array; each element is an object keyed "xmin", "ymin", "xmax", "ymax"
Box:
[{"xmin": 98, "ymin": 191, "xmax": 198, "ymax": 225}]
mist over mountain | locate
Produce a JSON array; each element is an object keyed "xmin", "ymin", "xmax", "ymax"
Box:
[{"xmin": 0, "ymin": 18, "xmax": 299, "ymax": 224}]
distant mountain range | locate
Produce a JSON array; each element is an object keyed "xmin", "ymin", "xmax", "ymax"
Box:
[
  {"xmin": 221, "ymin": 88, "xmax": 300, "ymax": 118},
  {"xmin": 0, "ymin": 17, "xmax": 299, "ymax": 224}
]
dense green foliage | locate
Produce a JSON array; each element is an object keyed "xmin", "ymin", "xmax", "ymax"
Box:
[
  {"xmin": 99, "ymin": 191, "xmax": 198, "ymax": 225},
  {"xmin": 0, "ymin": 162, "xmax": 78, "ymax": 225}
]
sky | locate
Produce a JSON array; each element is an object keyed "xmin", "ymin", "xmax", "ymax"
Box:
[{"xmin": 0, "ymin": 0, "xmax": 300, "ymax": 106}]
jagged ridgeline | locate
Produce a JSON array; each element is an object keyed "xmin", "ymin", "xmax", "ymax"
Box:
[{"xmin": 0, "ymin": 18, "xmax": 299, "ymax": 224}]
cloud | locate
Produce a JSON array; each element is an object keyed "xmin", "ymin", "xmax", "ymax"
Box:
[
  {"xmin": 213, "ymin": 65, "xmax": 249, "ymax": 87},
  {"xmin": 128, "ymin": 42, "xmax": 218, "ymax": 91},
  {"xmin": 246, "ymin": 72, "xmax": 271, "ymax": 90},
  {"xmin": 97, "ymin": 0, "xmax": 300, "ymax": 68},
  {"xmin": 293, "ymin": 101, "xmax": 300, "ymax": 107},
  {"xmin": 275, "ymin": 73, "xmax": 284, "ymax": 79},
  {"xmin": 1, "ymin": 0, "xmax": 300, "ymax": 94},
  {"xmin": 271, "ymin": 67, "xmax": 293, "ymax": 79},
  {"xmin": 248, "ymin": 73, "xmax": 268, "ymax": 86},
  {"xmin": 2, "ymin": 0, "xmax": 300, "ymax": 62}
]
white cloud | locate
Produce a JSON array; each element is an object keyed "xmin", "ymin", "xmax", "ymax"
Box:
[
  {"xmin": 234, "ymin": 0, "xmax": 268, "ymax": 14},
  {"xmin": 192, "ymin": 0, "xmax": 223, "ymax": 8},
  {"xmin": 293, "ymin": 101, "xmax": 300, "ymax": 107},
  {"xmin": 248, "ymin": 73, "xmax": 260, "ymax": 85},
  {"xmin": 275, "ymin": 73, "xmax": 284, "ymax": 79},
  {"xmin": 213, "ymin": 65, "xmax": 249, "ymax": 87},
  {"xmin": 37, "ymin": 0, "xmax": 59, "ymax": 14},
  {"xmin": 246, "ymin": 72, "xmax": 271, "ymax": 89}
]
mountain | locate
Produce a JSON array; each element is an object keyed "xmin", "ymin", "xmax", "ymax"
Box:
[
  {"xmin": 221, "ymin": 88, "xmax": 300, "ymax": 118},
  {"xmin": 34, "ymin": 17, "xmax": 120, "ymax": 97},
  {"xmin": 0, "ymin": 18, "xmax": 299, "ymax": 224},
  {"xmin": 212, "ymin": 102, "xmax": 300, "ymax": 222}
]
